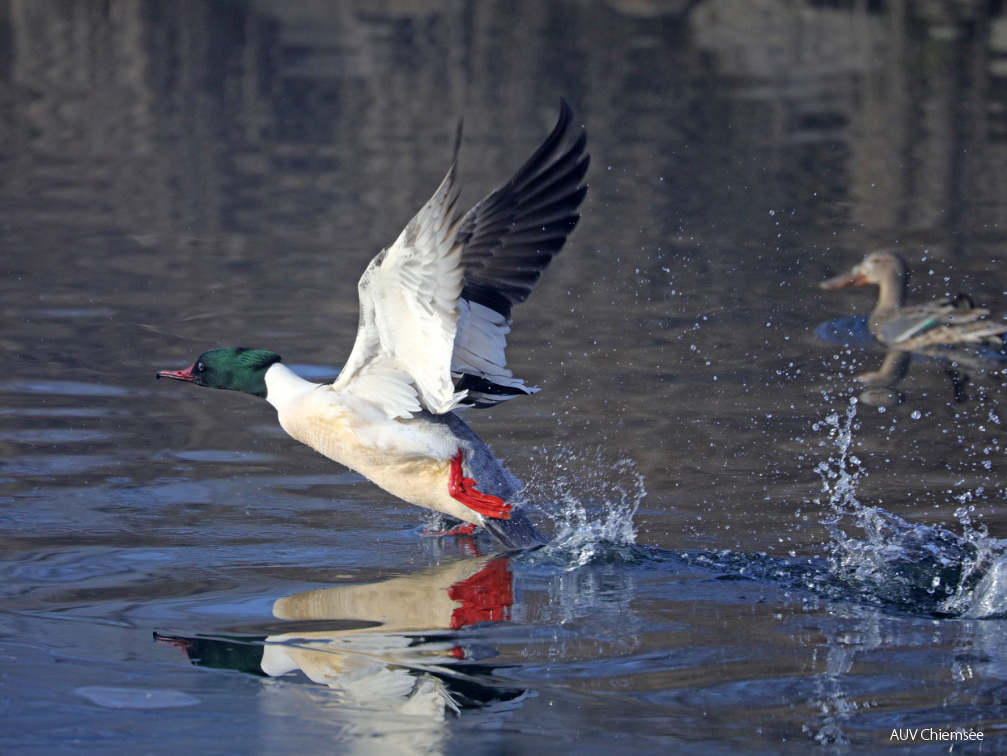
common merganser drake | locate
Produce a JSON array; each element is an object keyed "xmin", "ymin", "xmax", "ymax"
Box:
[
  {"xmin": 157, "ymin": 101, "xmax": 589, "ymax": 550},
  {"xmin": 820, "ymin": 250, "xmax": 1007, "ymax": 349}
]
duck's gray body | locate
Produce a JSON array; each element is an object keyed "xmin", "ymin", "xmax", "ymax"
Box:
[{"xmin": 432, "ymin": 412, "xmax": 547, "ymax": 550}]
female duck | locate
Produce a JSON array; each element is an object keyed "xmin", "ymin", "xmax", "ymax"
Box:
[
  {"xmin": 820, "ymin": 250, "xmax": 1007, "ymax": 349},
  {"xmin": 158, "ymin": 102, "xmax": 589, "ymax": 550}
]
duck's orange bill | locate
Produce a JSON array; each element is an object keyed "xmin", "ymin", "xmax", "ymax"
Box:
[{"xmin": 820, "ymin": 271, "xmax": 869, "ymax": 290}]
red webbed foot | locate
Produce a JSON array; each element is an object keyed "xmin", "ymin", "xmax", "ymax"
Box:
[
  {"xmin": 448, "ymin": 450, "xmax": 511, "ymax": 520},
  {"xmin": 422, "ymin": 521, "xmax": 477, "ymax": 538}
]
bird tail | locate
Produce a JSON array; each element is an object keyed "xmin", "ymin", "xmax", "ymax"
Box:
[{"xmin": 482, "ymin": 508, "xmax": 550, "ymax": 551}]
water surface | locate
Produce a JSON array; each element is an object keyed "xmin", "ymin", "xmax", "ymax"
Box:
[{"xmin": 3, "ymin": 1, "xmax": 1007, "ymax": 752}]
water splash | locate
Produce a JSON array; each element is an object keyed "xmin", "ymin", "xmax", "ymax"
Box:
[
  {"xmin": 812, "ymin": 399, "xmax": 863, "ymax": 520},
  {"xmin": 937, "ymin": 499, "xmax": 1007, "ymax": 617},
  {"xmin": 520, "ymin": 446, "xmax": 645, "ymax": 569},
  {"xmin": 812, "ymin": 398, "xmax": 1007, "ymax": 615}
]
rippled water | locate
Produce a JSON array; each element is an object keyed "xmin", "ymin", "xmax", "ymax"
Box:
[{"xmin": 5, "ymin": 1, "xmax": 1007, "ymax": 753}]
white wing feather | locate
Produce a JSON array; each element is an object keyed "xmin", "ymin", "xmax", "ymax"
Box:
[
  {"xmin": 452, "ymin": 300, "xmax": 530, "ymax": 391},
  {"xmin": 334, "ymin": 103, "xmax": 587, "ymax": 417},
  {"xmin": 333, "ymin": 163, "xmax": 468, "ymax": 419}
]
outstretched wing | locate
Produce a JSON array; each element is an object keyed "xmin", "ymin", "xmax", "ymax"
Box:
[
  {"xmin": 452, "ymin": 100, "xmax": 590, "ymax": 408},
  {"xmin": 333, "ymin": 101, "xmax": 590, "ymax": 418},
  {"xmin": 333, "ymin": 156, "xmax": 468, "ymax": 419}
]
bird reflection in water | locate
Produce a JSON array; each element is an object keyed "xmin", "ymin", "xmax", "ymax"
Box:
[
  {"xmin": 818, "ymin": 250, "xmax": 1007, "ymax": 406},
  {"xmin": 155, "ymin": 553, "xmax": 527, "ymax": 745}
]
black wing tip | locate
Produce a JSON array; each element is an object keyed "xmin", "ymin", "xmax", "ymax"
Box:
[
  {"xmin": 547, "ymin": 99, "xmax": 587, "ymax": 158},
  {"xmin": 452, "ymin": 118, "xmax": 464, "ymax": 162},
  {"xmin": 557, "ymin": 97, "xmax": 575, "ymax": 129},
  {"xmin": 509, "ymin": 100, "xmax": 588, "ymax": 186},
  {"xmin": 454, "ymin": 373, "xmax": 536, "ymax": 408},
  {"xmin": 457, "ymin": 99, "xmax": 589, "ymax": 317},
  {"xmin": 554, "ymin": 99, "xmax": 586, "ymax": 155}
]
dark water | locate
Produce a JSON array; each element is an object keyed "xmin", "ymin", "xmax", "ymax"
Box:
[{"xmin": 5, "ymin": 1, "xmax": 1007, "ymax": 752}]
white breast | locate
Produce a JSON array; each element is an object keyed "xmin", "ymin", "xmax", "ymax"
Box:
[{"xmin": 264, "ymin": 363, "xmax": 480, "ymax": 523}]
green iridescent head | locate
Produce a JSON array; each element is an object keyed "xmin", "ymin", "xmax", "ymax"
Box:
[{"xmin": 157, "ymin": 347, "xmax": 282, "ymax": 398}]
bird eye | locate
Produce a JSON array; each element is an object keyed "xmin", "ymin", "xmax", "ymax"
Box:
[{"xmin": 196, "ymin": 362, "xmax": 205, "ymax": 372}]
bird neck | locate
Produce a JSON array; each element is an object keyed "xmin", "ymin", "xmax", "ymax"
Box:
[
  {"xmin": 264, "ymin": 363, "xmax": 321, "ymax": 411},
  {"xmin": 874, "ymin": 269, "xmax": 907, "ymax": 313}
]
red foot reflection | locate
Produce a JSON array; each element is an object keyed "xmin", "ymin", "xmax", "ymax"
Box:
[{"xmin": 447, "ymin": 558, "xmax": 514, "ymax": 630}]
